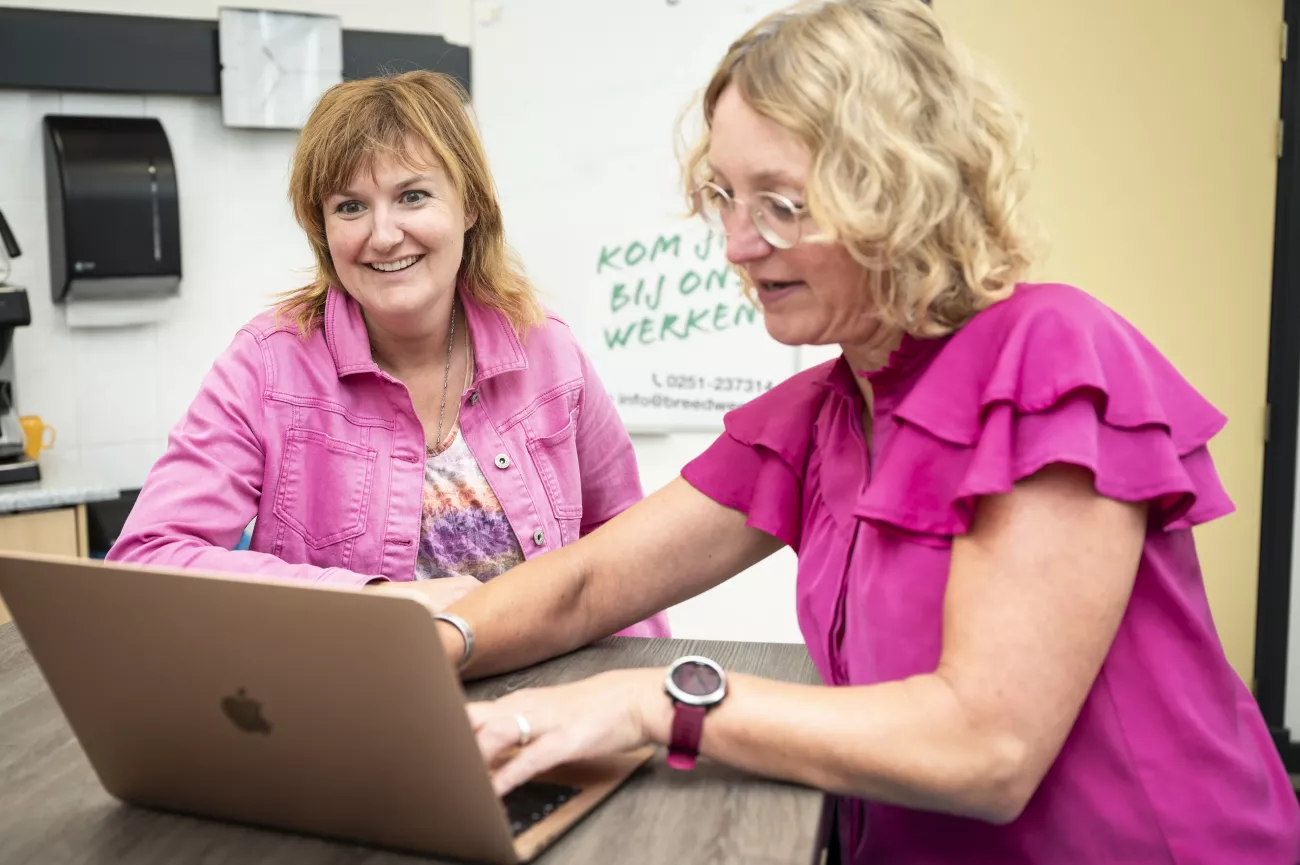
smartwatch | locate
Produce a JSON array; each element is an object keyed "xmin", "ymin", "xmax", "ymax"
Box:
[{"xmin": 663, "ymin": 655, "xmax": 728, "ymax": 770}]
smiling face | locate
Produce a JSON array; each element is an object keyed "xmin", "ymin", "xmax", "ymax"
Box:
[
  {"xmin": 706, "ymin": 85, "xmax": 880, "ymax": 352},
  {"xmin": 322, "ymin": 142, "xmax": 473, "ymax": 335}
]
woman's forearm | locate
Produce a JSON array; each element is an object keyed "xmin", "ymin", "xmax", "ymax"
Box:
[
  {"xmin": 637, "ymin": 671, "xmax": 1029, "ymax": 824},
  {"xmin": 442, "ymin": 542, "xmax": 597, "ymax": 678},
  {"xmin": 444, "ymin": 478, "xmax": 784, "ymax": 679}
]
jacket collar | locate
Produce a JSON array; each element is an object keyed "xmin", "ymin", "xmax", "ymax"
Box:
[
  {"xmin": 461, "ymin": 288, "xmax": 528, "ymax": 383},
  {"xmin": 323, "ymin": 286, "xmax": 529, "ymax": 382}
]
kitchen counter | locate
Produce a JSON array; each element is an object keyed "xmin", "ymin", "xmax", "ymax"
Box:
[
  {"xmin": 0, "ymin": 455, "xmax": 119, "ymax": 515},
  {"xmin": 0, "ymin": 454, "xmax": 122, "ymax": 623}
]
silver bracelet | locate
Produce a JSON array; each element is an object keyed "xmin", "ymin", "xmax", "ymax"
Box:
[{"xmin": 433, "ymin": 612, "xmax": 474, "ymax": 669}]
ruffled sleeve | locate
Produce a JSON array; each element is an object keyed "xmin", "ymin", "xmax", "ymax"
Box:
[
  {"xmin": 856, "ymin": 283, "xmax": 1235, "ymax": 535},
  {"xmin": 681, "ymin": 361, "xmax": 844, "ymax": 551}
]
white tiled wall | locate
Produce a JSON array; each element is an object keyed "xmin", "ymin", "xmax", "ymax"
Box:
[{"xmin": 0, "ymin": 88, "xmax": 308, "ymax": 490}]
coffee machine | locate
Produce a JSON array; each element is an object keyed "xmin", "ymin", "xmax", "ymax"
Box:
[{"xmin": 0, "ymin": 208, "xmax": 37, "ymax": 484}]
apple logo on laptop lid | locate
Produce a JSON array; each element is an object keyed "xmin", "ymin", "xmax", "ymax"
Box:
[{"xmin": 222, "ymin": 688, "xmax": 272, "ymax": 734}]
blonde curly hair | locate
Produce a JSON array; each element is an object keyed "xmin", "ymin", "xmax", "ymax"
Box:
[
  {"xmin": 279, "ymin": 70, "xmax": 543, "ymax": 336},
  {"xmin": 683, "ymin": 0, "xmax": 1039, "ymax": 337}
]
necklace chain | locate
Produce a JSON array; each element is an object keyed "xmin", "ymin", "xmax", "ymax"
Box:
[
  {"xmin": 368, "ymin": 303, "xmax": 460, "ymax": 456},
  {"xmin": 431, "ymin": 302, "xmax": 456, "ymax": 453}
]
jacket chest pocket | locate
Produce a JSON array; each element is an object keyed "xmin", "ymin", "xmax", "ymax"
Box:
[
  {"xmin": 524, "ymin": 401, "xmax": 583, "ymax": 523},
  {"xmin": 273, "ymin": 428, "xmax": 377, "ymax": 548}
]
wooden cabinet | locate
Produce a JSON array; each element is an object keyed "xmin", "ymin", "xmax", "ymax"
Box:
[{"xmin": 0, "ymin": 505, "xmax": 88, "ymax": 625}]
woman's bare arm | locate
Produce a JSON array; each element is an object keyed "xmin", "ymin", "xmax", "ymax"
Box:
[{"xmin": 432, "ymin": 477, "xmax": 784, "ymax": 678}]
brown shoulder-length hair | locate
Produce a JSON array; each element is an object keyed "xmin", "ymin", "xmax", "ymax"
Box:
[{"xmin": 278, "ymin": 70, "xmax": 544, "ymax": 336}]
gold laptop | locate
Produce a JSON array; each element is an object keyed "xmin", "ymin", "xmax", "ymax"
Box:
[{"xmin": 0, "ymin": 550, "xmax": 652, "ymax": 864}]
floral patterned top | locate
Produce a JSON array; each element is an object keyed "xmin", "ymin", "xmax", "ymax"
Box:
[{"xmin": 412, "ymin": 425, "xmax": 526, "ymax": 581}]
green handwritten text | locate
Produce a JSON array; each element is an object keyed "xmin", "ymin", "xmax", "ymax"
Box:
[
  {"xmin": 598, "ymin": 229, "xmax": 753, "ymax": 348},
  {"xmin": 603, "ymin": 301, "xmax": 758, "ymax": 350},
  {"xmin": 597, "ymin": 233, "xmax": 688, "ymax": 273}
]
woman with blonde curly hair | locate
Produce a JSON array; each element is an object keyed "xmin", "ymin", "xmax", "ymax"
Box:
[
  {"xmin": 108, "ymin": 71, "xmax": 669, "ymax": 638},
  {"xmin": 418, "ymin": 1, "xmax": 1297, "ymax": 861}
]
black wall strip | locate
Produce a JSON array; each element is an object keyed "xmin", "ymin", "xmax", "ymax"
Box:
[
  {"xmin": 0, "ymin": 8, "xmax": 470, "ymax": 98},
  {"xmin": 0, "ymin": 9, "xmax": 220, "ymax": 96},
  {"xmin": 1256, "ymin": 0, "xmax": 1300, "ymax": 772},
  {"xmin": 342, "ymin": 30, "xmax": 469, "ymax": 90}
]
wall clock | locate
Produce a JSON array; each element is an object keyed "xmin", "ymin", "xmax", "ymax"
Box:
[{"xmin": 218, "ymin": 8, "xmax": 343, "ymax": 130}]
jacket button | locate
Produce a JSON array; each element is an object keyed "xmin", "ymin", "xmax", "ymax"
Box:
[
  {"xmin": 533, "ymin": 530, "xmax": 545, "ymax": 546},
  {"xmin": 494, "ymin": 453, "xmax": 510, "ymax": 469},
  {"xmin": 468, "ymin": 391, "xmax": 479, "ymax": 405}
]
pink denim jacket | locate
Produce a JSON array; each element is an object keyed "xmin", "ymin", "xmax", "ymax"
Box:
[{"xmin": 109, "ymin": 287, "xmax": 670, "ymax": 639}]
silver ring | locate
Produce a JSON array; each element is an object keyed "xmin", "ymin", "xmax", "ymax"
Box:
[{"xmin": 514, "ymin": 713, "xmax": 532, "ymax": 747}]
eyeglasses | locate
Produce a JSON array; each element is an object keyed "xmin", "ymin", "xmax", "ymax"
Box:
[{"xmin": 691, "ymin": 181, "xmax": 810, "ymax": 250}]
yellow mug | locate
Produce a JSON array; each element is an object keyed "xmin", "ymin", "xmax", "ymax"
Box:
[{"xmin": 19, "ymin": 415, "xmax": 55, "ymax": 461}]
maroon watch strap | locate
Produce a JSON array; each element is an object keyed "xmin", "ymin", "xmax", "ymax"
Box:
[{"xmin": 666, "ymin": 703, "xmax": 709, "ymax": 770}]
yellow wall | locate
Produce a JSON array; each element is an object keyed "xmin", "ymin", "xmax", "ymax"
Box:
[{"xmin": 937, "ymin": 1, "xmax": 1284, "ymax": 681}]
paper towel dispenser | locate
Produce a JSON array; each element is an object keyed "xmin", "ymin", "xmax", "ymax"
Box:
[{"xmin": 43, "ymin": 115, "xmax": 181, "ymax": 304}]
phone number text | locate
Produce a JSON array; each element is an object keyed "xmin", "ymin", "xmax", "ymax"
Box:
[{"xmin": 651, "ymin": 374, "xmax": 776, "ymax": 394}]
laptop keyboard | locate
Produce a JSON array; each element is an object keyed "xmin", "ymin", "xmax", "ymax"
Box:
[{"xmin": 503, "ymin": 781, "xmax": 582, "ymax": 837}]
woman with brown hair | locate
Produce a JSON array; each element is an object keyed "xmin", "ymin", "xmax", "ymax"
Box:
[{"xmin": 109, "ymin": 71, "xmax": 669, "ymax": 638}]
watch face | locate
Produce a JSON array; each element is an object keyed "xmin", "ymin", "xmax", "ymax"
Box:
[{"xmin": 671, "ymin": 660, "xmax": 723, "ymax": 698}]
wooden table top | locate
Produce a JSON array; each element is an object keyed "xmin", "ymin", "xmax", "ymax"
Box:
[{"xmin": 0, "ymin": 623, "xmax": 827, "ymax": 864}]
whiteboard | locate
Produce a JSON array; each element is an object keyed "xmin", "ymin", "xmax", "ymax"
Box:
[{"xmin": 471, "ymin": 0, "xmax": 800, "ymax": 432}]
